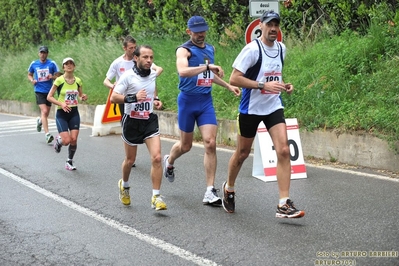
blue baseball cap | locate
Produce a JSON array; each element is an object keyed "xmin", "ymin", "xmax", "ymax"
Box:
[
  {"xmin": 261, "ymin": 11, "xmax": 280, "ymax": 23},
  {"xmin": 187, "ymin": 16, "xmax": 209, "ymax": 32}
]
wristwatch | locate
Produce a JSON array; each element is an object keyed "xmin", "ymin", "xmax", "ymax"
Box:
[{"xmin": 258, "ymin": 81, "xmax": 264, "ymax": 90}]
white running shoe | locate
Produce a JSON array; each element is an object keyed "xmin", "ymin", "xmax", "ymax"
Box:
[
  {"xmin": 54, "ymin": 136, "xmax": 62, "ymax": 153},
  {"xmin": 163, "ymin": 155, "xmax": 175, "ymax": 182},
  {"xmin": 203, "ymin": 188, "xmax": 222, "ymax": 206},
  {"xmin": 65, "ymin": 160, "xmax": 76, "ymax": 171}
]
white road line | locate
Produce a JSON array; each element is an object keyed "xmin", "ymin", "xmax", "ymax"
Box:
[
  {"xmin": 0, "ymin": 167, "xmax": 220, "ymax": 266},
  {"xmin": 305, "ymin": 164, "xmax": 399, "ymax": 182},
  {"xmin": 0, "ymin": 127, "xmax": 57, "ymax": 133},
  {"xmin": 0, "ymin": 118, "xmax": 89, "ymax": 136}
]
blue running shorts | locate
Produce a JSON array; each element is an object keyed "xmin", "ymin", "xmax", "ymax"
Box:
[{"xmin": 177, "ymin": 92, "xmax": 217, "ymax": 133}]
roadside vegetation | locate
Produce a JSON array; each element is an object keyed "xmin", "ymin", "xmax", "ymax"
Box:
[{"xmin": 1, "ymin": 1, "xmax": 398, "ymax": 150}]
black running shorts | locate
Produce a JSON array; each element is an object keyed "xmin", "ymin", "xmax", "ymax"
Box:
[
  {"xmin": 237, "ymin": 109, "xmax": 286, "ymax": 138},
  {"xmin": 121, "ymin": 113, "xmax": 160, "ymax": 146},
  {"xmin": 35, "ymin": 92, "xmax": 52, "ymax": 106}
]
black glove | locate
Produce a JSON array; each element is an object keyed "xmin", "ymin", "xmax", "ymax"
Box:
[{"xmin": 124, "ymin": 94, "xmax": 137, "ymax": 103}]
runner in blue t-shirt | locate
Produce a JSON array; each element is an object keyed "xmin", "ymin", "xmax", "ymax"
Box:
[
  {"xmin": 162, "ymin": 16, "xmax": 240, "ymax": 206},
  {"xmin": 27, "ymin": 46, "xmax": 60, "ymax": 143}
]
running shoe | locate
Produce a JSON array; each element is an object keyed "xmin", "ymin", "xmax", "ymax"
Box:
[
  {"xmin": 222, "ymin": 181, "xmax": 235, "ymax": 213},
  {"xmin": 276, "ymin": 199, "xmax": 305, "ymax": 218},
  {"xmin": 46, "ymin": 133, "xmax": 54, "ymax": 144},
  {"xmin": 163, "ymin": 155, "xmax": 175, "ymax": 182},
  {"xmin": 36, "ymin": 117, "xmax": 42, "ymax": 132},
  {"xmin": 54, "ymin": 136, "xmax": 62, "ymax": 153},
  {"xmin": 65, "ymin": 160, "xmax": 77, "ymax": 171},
  {"xmin": 203, "ymin": 188, "xmax": 222, "ymax": 206},
  {"xmin": 151, "ymin": 194, "xmax": 167, "ymax": 211},
  {"xmin": 118, "ymin": 179, "xmax": 130, "ymax": 205}
]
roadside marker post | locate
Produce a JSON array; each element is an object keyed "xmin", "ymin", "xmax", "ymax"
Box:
[{"xmin": 252, "ymin": 119, "xmax": 307, "ymax": 182}]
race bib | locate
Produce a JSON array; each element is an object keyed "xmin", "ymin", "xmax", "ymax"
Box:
[
  {"xmin": 37, "ymin": 69, "xmax": 50, "ymax": 82},
  {"xmin": 65, "ymin": 90, "xmax": 78, "ymax": 105},
  {"xmin": 129, "ymin": 98, "xmax": 152, "ymax": 119},
  {"xmin": 261, "ymin": 71, "xmax": 282, "ymax": 94},
  {"xmin": 196, "ymin": 64, "xmax": 214, "ymax": 87}
]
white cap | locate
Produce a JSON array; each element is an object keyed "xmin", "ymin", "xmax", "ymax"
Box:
[{"xmin": 62, "ymin": 57, "xmax": 75, "ymax": 65}]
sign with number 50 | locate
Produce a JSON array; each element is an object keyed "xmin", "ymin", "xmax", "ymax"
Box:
[
  {"xmin": 252, "ymin": 118, "xmax": 307, "ymax": 182},
  {"xmin": 245, "ymin": 18, "xmax": 283, "ymax": 44}
]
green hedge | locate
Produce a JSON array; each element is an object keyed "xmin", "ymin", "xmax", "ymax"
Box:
[{"xmin": 1, "ymin": 0, "xmax": 398, "ymax": 52}]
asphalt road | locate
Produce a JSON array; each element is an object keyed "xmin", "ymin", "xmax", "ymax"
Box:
[{"xmin": 1, "ymin": 113, "xmax": 398, "ymax": 266}]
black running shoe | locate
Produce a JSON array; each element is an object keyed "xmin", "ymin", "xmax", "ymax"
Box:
[
  {"xmin": 222, "ymin": 181, "xmax": 235, "ymax": 213},
  {"xmin": 276, "ymin": 199, "xmax": 305, "ymax": 218}
]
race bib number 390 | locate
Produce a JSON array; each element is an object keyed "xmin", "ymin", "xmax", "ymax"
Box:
[{"xmin": 129, "ymin": 99, "xmax": 151, "ymax": 119}]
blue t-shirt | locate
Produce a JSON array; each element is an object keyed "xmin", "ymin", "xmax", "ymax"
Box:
[
  {"xmin": 28, "ymin": 59, "xmax": 60, "ymax": 93},
  {"xmin": 178, "ymin": 41, "xmax": 215, "ymax": 94}
]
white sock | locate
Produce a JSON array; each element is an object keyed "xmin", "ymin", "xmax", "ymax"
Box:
[
  {"xmin": 153, "ymin": 190, "xmax": 160, "ymax": 196},
  {"xmin": 226, "ymin": 185, "xmax": 235, "ymax": 192},
  {"xmin": 279, "ymin": 197, "xmax": 289, "ymax": 206},
  {"xmin": 206, "ymin": 186, "xmax": 214, "ymax": 192},
  {"xmin": 122, "ymin": 181, "xmax": 129, "ymax": 188}
]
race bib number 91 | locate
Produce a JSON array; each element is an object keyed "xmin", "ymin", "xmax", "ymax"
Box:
[{"xmin": 196, "ymin": 64, "xmax": 214, "ymax": 87}]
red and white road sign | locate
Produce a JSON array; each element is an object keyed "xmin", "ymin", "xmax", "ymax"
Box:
[{"xmin": 245, "ymin": 18, "xmax": 283, "ymax": 44}]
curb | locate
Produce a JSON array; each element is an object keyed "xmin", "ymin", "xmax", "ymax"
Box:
[{"xmin": 1, "ymin": 100, "xmax": 398, "ymax": 172}]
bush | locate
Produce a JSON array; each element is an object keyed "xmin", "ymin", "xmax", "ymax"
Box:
[{"xmin": 1, "ymin": 0, "xmax": 399, "ymax": 150}]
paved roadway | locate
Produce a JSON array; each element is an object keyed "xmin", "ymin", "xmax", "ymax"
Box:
[{"xmin": 0, "ymin": 113, "xmax": 398, "ymax": 266}]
